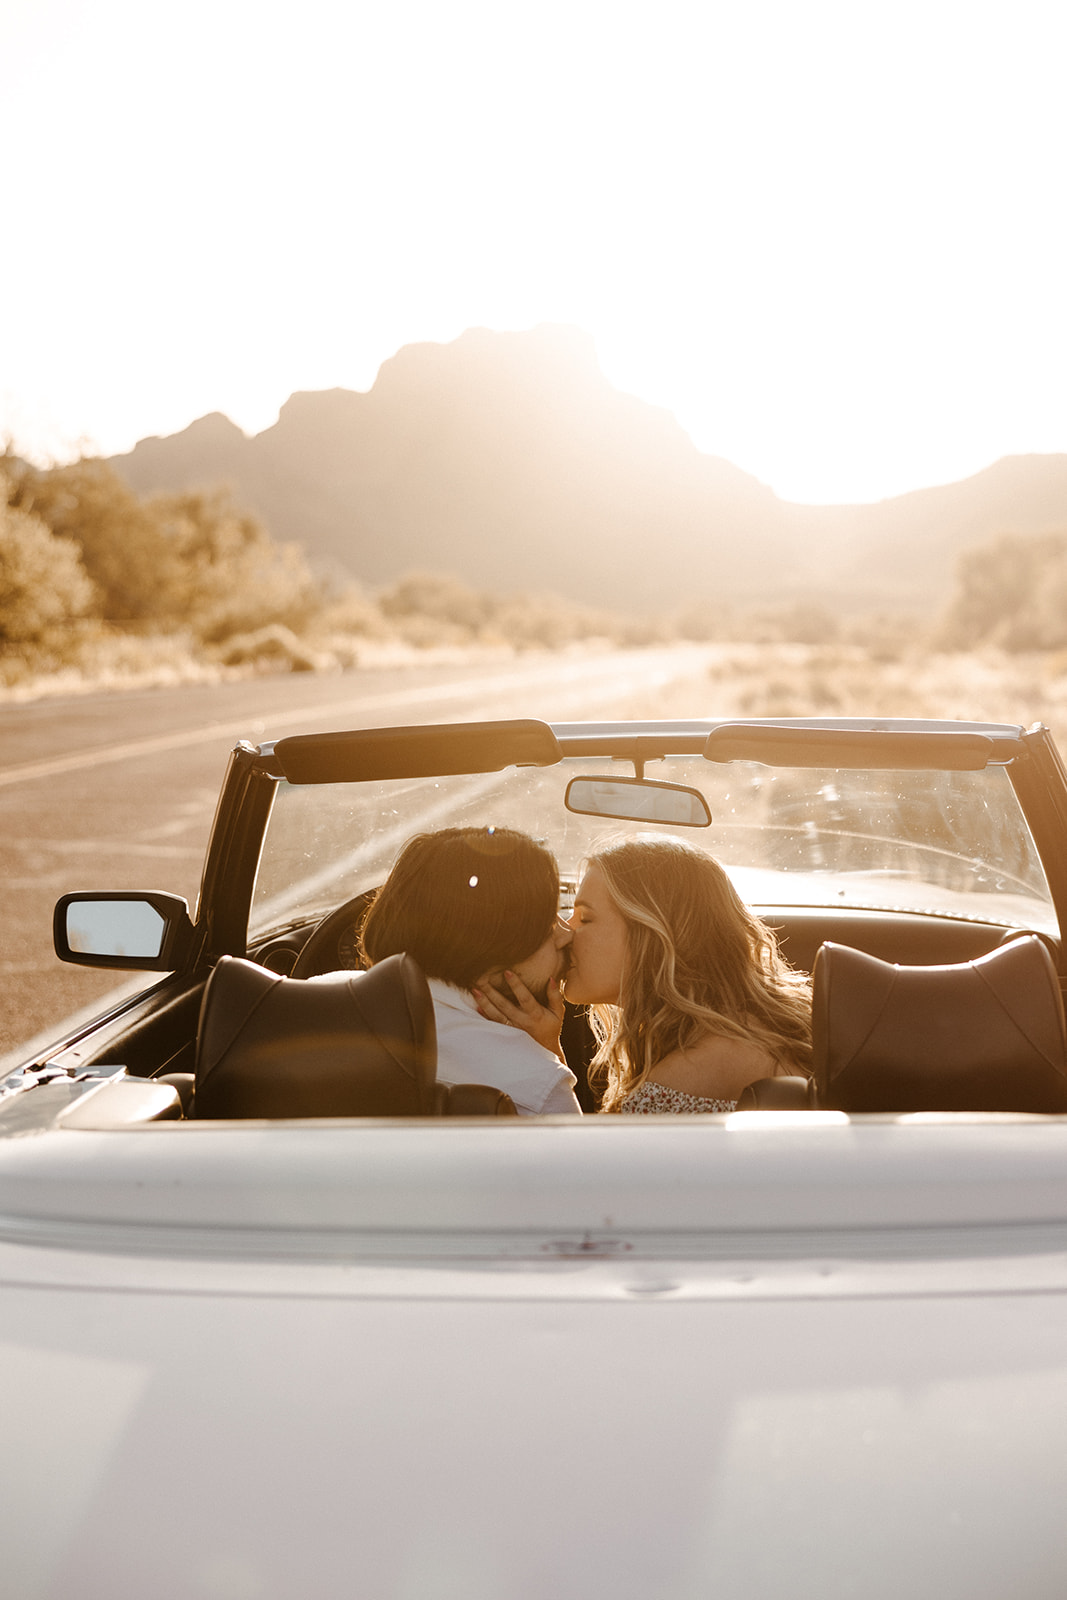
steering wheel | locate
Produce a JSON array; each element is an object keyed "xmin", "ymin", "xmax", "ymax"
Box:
[{"xmin": 290, "ymin": 889, "xmax": 379, "ymax": 979}]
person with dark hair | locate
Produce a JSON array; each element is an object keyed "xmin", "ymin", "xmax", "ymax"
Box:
[{"xmin": 360, "ymin": 827, "xmax": 581, "ymax": 1115}]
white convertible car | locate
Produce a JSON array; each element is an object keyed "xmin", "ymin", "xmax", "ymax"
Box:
[{"xmin": 4, "ymin": 716, "xmax": 1067, "ymax": 1598}]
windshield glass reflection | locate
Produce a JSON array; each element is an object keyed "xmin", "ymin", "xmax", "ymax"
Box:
[{"xmin": 250, "ymin": 757, "xmax": 1056, "ymax": 936}]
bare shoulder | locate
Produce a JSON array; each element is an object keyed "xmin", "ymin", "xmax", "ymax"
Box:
[{"xmin": 648, "ymin": 1035, "xmax": 778, "ymax": 1102}]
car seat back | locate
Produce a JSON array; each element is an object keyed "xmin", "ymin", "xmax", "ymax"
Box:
[
  {"xmin": 735, "ymin": 1075, "xmax": 817, "ymax": 1110},
  {"xmin": 194, "ymin": 952, "xmax": 516, "ymax": 1117},
  {"xmin": 813, "ymin": 935, "xmax": 1067, "ymax": 1114}
]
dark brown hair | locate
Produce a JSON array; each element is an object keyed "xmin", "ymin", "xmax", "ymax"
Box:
[{"xmin": 360, "ymin": 827, "xmax": 560, "ymax": 988}]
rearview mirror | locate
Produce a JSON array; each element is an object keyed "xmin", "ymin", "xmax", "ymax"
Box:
[
  {"xmin": 564, "ymin": 777, "xmax": 711, "ymax": 828},
  {"xmin": 54, "ymin": 892, "xmax": 195, "ymax": 970}
]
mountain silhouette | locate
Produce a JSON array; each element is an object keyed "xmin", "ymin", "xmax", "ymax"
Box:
[{"xmin": 109, "ymin": 324, "xmax": 1067, "ymax": 614}]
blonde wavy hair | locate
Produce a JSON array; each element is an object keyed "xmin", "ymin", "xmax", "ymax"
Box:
[{"xmin": 584, "ymin": 836, "xmax": 813, "ymax": 1112}]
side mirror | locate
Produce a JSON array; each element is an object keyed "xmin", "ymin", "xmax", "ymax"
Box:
[
  {"xmin": 54, "ymin": 892, "xmax": 195, "ymax": 971},
  {"xmin": 564, "ymin": 776, "xmax": 712, "ymax": 828}
]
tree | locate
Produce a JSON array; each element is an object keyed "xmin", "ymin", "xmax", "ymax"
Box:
[
  {"xmin": 6, "ymin": 455, "xmax": 179, "ymax": 624},
  {"xmin": 0, "ymin": 480, "xmax": 96, "ymax": 651},
  {"xmin": 148, "ymin": 489, "xmax": 320, "ymax": 643},
  {"xmin": 3, "ymin": 454, "xmax": 323, "ymax": 643},
  {"xmin": 942, "ymin": 531, "xmax": 1067, "ymax": 651}
]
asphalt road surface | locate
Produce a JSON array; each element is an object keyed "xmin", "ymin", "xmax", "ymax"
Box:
[{"xmin": 0, "ymin": 646, "xmax": 713, "ymax": 1065}]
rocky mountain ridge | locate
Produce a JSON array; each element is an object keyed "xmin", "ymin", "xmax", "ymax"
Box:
[{"xmin": 110, "ymin": 324, "xmax": 1067, "ymax": 614}]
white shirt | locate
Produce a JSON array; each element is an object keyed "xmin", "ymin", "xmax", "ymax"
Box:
[{"xmin": 427, "ymin": 979, "xmax": 582, "ymax": 1116}]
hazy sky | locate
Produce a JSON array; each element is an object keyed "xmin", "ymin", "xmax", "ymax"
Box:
[{"xmin": 3, "ymin": 0, "xmax": 1066, "ymax": 503}]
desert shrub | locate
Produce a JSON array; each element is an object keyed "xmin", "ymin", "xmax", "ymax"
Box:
[
  {"xmin": 612, "ymin": 612, "xmax": 673, "ymax": 647},
  {"xmin": 742, "ymin": 601, "xmax": 842, "ymax": 645},
  {"xmin": 214, "ymin": 624, "xmax": 332, "ymax": 673},
  {"xmin": 3, "ymin": 453, "xmax": 323, "ymax": 644},
  {"xmin": 673, "ymin": 602, "xmax": 731, "ymax": 642},
  {"xmin": 147, "ymin": 490, "xmax": 320, "ymax": 643},
  {"xmin": 316, "ymin": 582, "xmax": 391, "ymax": 639},
  {"xmin": 840, "ymin": 611, "xmax": 926, "ymax": 661},
  {"xmin": 378, "ymin": 572, "xmax": 494, "ymax": 635},
  {"xmin": 0, "ymin": 480, "xmax": 96, "ymax": 654},
  {"xmin": 485, "ymin": 593, "xmax": 605, "ymax": 651},
  {"xmin": 675, "ymin": 599, "xmax": 848, "ymax": 646},
  {"xmin": 941, "ymin": 531, "xmax": 1067, "ymax": 652},
  {"xmin": 379, "ymin": 572, "xmax": 673, "ymax": 651},
  {"xmin": 6, "ymin": 455, "xmax": 179, "ymax": 624},
  {"xmin": 392, "ymin": 612, "xmax": 476, "ymax": 649}
]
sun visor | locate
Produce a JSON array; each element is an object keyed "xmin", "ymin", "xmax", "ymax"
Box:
[
  {"xmin": 274, "ymin": 719, "xmax": 563, "ymax": 784},
  {"xmin": 702, "ymin": 724, "xmax": 1019, "ymax": 770}
]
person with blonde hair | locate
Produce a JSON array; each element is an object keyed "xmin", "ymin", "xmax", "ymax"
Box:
[{"xmin": 477, "ymin": 834, "xmax": 811, "ymax": 1113}]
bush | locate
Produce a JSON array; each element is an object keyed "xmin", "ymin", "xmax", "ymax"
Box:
[
  {"xmin": 379, "ymin": 572, "xmax": 494, "ymax": 634},
  {"xmin": 317, "ymin": 582, "xmax": 391, "ymax": 639},
  {"xmin": 0, "ymin": 478, "xmax": 96, "ymax": 653},
  {"xmin": 941, "ymin": 531, "xmax": 1067, "ymax": 652},
  {"xmin": 214, "ymin": 623, "xmax": 332, "ymax": 673},
  {"xmin": 485, "ymin": 594, "xmax": 607, "ymax": 651},
  {"xmin": 3, "ymin": 453, "xmax": 323, "ymax": 644},
  {"xmin": 731, "ymin": 601, "xmax": 842, "ymax": 646},
  {"xmin": 6, "ymin": 455, "xmax": 179, "ymax": 625},
  {"xmin": 148, "ymin": 489, "xmax": 320, "ymax": 643},
  {"xmin": 378, "ymin": 572, "xmax": 674, "ymax": 651}
]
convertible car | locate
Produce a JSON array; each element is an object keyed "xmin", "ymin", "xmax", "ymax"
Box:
[{"xmin": 5, "ymin": 715, "xmax": 1067, "ymax": 1598}]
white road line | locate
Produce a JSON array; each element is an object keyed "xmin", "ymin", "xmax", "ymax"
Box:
[
  {"xmin": 0, "ymin": 649, "xmax": 704, "ymax": 791},
  {"xmin": 0, "ymin": 675, "xmax": 498, "ymax": 789},
  {"xmin": 0, "ymin": 647, "xmax": 711, "ymax": 1067}
]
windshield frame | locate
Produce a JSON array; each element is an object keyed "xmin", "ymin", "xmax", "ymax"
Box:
[{"xmin": 234, "ymin": 717, "xmax": 1062, "ymax": 949}]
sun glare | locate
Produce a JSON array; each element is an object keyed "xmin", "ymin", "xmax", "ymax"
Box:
[{"xmin": 3, "ymin": 0, "xmax": 1066, "ymax": 502}]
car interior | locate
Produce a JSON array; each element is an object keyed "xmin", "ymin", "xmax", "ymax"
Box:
[
  {"xmin": 27, "ymin": 898, "xmax": 1067, "ymax": 1128},
  {"xmin": 21, "ymin": 716, "xmax": 1067, "ymax": 1129}
]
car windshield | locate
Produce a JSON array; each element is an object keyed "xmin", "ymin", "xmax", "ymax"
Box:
[{"xmin": 250, "ymin": 752, "xmax": 1056, "ymax": 936}]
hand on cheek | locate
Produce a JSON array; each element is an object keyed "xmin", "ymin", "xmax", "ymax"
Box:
[{"xmin": 472, "ymin": 970, "xmax": 566, "ymax": 1058}]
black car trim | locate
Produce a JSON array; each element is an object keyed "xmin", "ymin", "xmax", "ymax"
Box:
[
  {"xmin": 194, "ymin": 744, "xmax": 279, "ymax": 963},
  {"xmin": 703, "ymin": 725, "xmax": 1017, "ymax": 769},
  {"xmin": 273, "ymin": 719, "xmax": 562, "ymax": 784}
]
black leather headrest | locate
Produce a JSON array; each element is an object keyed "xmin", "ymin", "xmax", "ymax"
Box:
[
  {"xmin": 196, "ymin": 953, "xmax": 437, "ymax": 1117},
  {"xmin": 194, "ymin": 953, "xmax": 517, "ymax": 1118},
  {"xmin": 735, "ymin": 1076, "xmax": 817, "ymax": 1111},
  {"xmin": 813, "ymin": 936, "xmax": 1067, "ymax": 1114}
]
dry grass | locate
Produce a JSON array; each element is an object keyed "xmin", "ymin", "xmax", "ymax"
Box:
[
  {"xmin": 0, "ymin": 630, "xmax": 227, "ymax": 702},
  {"xmin": 4, "ymin": 630, "xmax": 1067, "ymax": 733},
  {"xmin": 614, "ymin": 642, "xmax": 1067, "ymax": 728},
  {"xmin": 0, "ymin": 626, "xmax": 529, "ymax": 704}
]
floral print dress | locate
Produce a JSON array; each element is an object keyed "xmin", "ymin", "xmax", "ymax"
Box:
[{"xmin": 618, "ymin": 1081, "xmax": 737, "ymax": 1114}]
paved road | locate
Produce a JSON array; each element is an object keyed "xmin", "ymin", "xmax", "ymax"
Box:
[{"xmin": 0, "ymin": 646, "xmax": 712, "ymax": 1063}]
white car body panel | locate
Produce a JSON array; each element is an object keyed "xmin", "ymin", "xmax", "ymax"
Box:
[
  {"xmin": 10, "ymin": 714, "xmax": 1067, "ymax": 1595},
  {"xmin": 4, "ymin": 1116, "xmax": 1067, "ymax": 1598}
]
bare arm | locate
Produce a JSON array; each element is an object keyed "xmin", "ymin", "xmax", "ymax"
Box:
[{"xmin": 649, "ymin": 1036, "xmax": 778, "ymax": 1102}]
